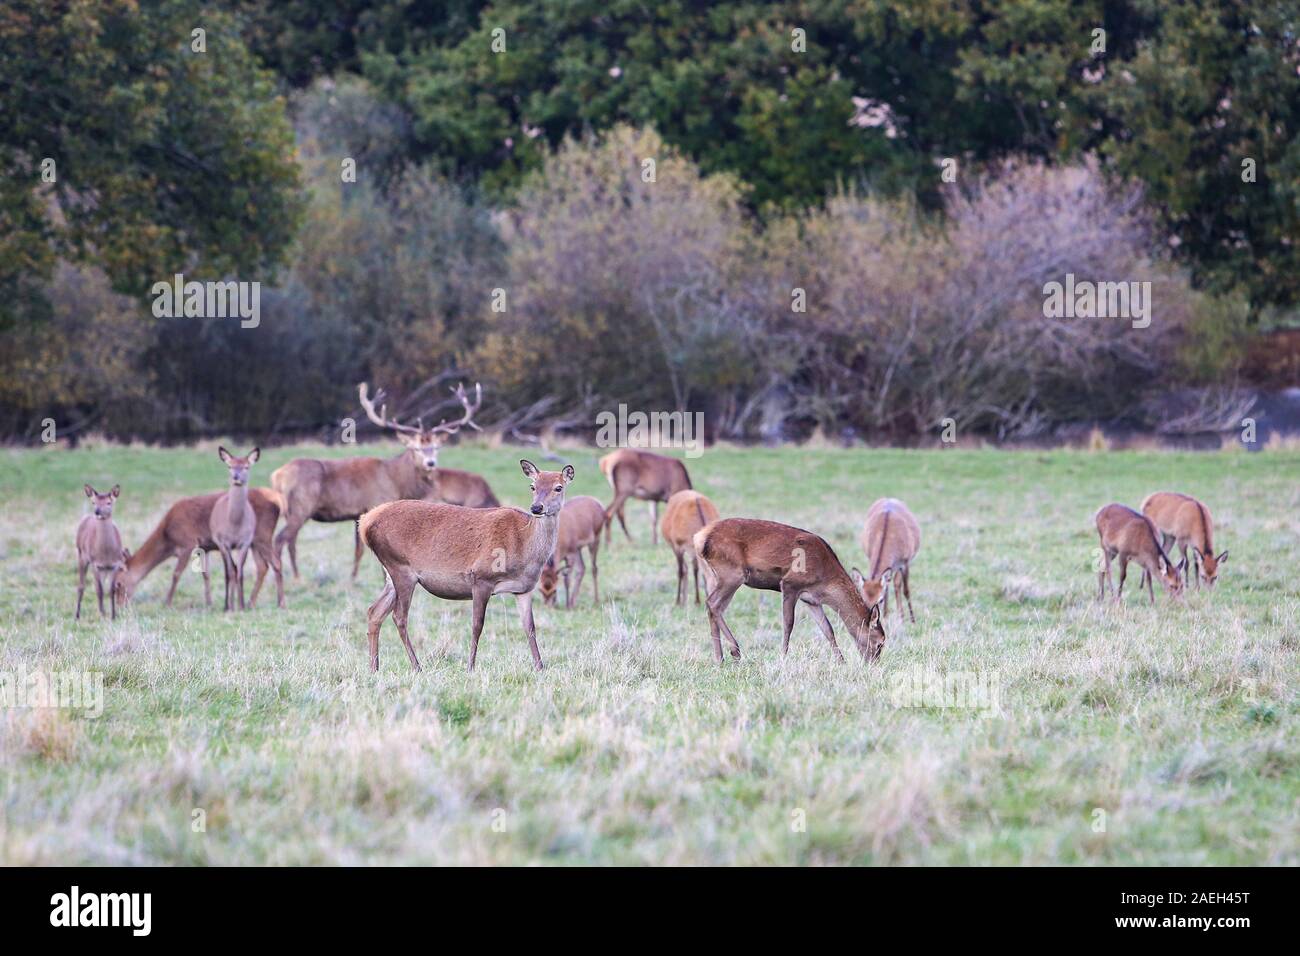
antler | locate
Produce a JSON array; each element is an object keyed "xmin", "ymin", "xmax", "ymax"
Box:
[
  {"xmin": 429, "ymin": 382, "xmax": 483, "ymax": 438},
  {"xmin": 358, "ymin": 382, "xmax": 423, "ymax": 435}
]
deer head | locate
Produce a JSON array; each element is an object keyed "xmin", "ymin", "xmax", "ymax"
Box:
[
  {"xmin": 84, "ymin": 484, "xmax": 120, "ymax": 519},
  {"xmin": 538, "ymin": 555, "xmax": 565, "ymax": 607},
  {"xmin": 359, "ymin": 382, "xmax": 483, "ymax": 473},
  {"xmin": 1193, "ymin": 547, "xmax": 1228, "ymax": 588},
  {"xmin": 521, "ymin": 459, "xmax": 574, "ymax": 517},
  {"xmin": 849, "ymin": 567, "xmax": 888, "ymax": 661},
  {"xmin": 218, "ymin": 447, "xmax": 259, "ymax": 486},
  {"xmin": 1156, "ymin": 552, "xmax": 1184, "ymax": 597}
]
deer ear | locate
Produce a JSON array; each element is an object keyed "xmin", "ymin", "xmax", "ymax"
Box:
[
  {"xmin": 520, "ymin": 459, "xmax": 539, "ymax": 479},
  {"xmin": 880, "ymin": 568, "xmax": 894, "ymax": 587},
  {"xmin": 84, "ymin": 484, "xmax": 94, "ymax": 497},
  {"xmin": 850, "ymin": 567, "xmax": 865, "ymax": 588},
  {"xmin": 110, "ymin": 484, "xmax": 120, "ymax": 498},
  {"xmin": 1158, "ymin": 557, "xmax": 1168, "ymax": 574},
  {"xmin": 218, "ymin": 446, "xmax": 232, "ymax": 464},
  {"xmin": 1217, "ymin": 550, "xmax": 1228, "ymax": 564},
  {"xmin": 248, "ymin": 448, "xmax": 260, "ymax": 463},
  {"xmin": 867, "ymin": 604, "xmax": 882, "ymax": 627},
  {"xmin": 562, "ymin": 464, "xmax": 575, "ymax": 483}
]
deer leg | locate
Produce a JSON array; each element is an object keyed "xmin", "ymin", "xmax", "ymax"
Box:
[
  {"xmin": 802, "ymin": 598, "xmax": 846, "ymax": 663},
  {"xmin": 75, "ymin": 559, "xmax": 88, "ymax": 620},
  {"xmin": 351, "ymin": 523, "xmax": 366, "ymax": 580},
  {"xmin": 94, "ymin": 570, "xmax": 106, "ymax": 617},
  {"xmin": 199, "ymin": 547, "xmax": 213, "ymax": 606},
  {"xmin": 589, "ymin": 541, "xmax": 599, "ymax": 604},
  {"xmin": 236, "ymin": 546, "xmax": 250, "ymax": 610},
  {"xmin": 705, "ymin": 576, "xmax": 743, "ymax": 661},
  {"xmin": 468, "ymin": 582, "xmax": 492, "ymax": 672},
  {"xmin": 249, "ymin": 547, "xmax": 268, "ymax": 608},
  {"xmin": 1116, "ymin": 556, "xmax": 1129, "ymax": 603},
  {"xmin": 109, "ymin": 569, "xmax": 118, "ymax": 620},
  {"xmin": 605, "ymin": 493, "xmax": 632, "ymax": 542},
  {"xmin": 902, "ymin": 567, "xmax": 916, "ymax": 622},
  {"xmin": 1147, "ymin": 563, "xmax": 1156, "ymax": 604},
  {"xmin": 893, "ymin": 569, "xmax": 907, "ymax": 623},
  {"xmin": 390, "ymin": 572, "xmax": 422, "ymax": 672},
  {"xmin": 649, "ymin": 501, "xmax": 658, "ymax": 545},
  {"xmin": 569, "ymin": 551, "xmax": 586, "ymax": 609},
  {"xmin": 274, "ymin": 517, "xmax": 303, "ymax": 580},
  {"xmin": 675, "ymin": 550, "xmax": 686, "ymax": 606},
  {"xmin": 515, "ymin": 591, "xmax": 543, "ymax": 671},
  {"xmin": 365, "ymin": 575, "xmax": 396, "ymax": 672},
  {"xmin": 779, "ymin": 583, "xmax": 800, "ymax": 657}
]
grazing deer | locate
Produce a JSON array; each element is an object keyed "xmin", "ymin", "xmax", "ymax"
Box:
[
  {"xmin": 272, "ymin": 382, "xmax": 495, "ymax": 579},
  {"xmin": 859, "ymin": 497, "xmax": 921, "ymax": 622},
  {"xmin": 1139, "ymin": 491, "xmax": 1227, "ymax": 589},
  {"xmin": 661, "ymin": 490, "xmax": 720, "ymax": 606},
  {"xmin": 1095, "ymin": 503, "xmax": 1183, "ymax": 604},
  {"xmin": 210, "ymin": 447, "xmax": 261, "ymax": 611},
  {"xmin": 360, "ymin": 460, "xmax": 574, "ymax": 673},
  {"xmin": 117, "ymin": 489, "xmax": 283, "ymax": 609},
  {"xmin": 75, "ymin": 484, "xmax": 125, "ymax": 620},
  {"xmin": 537, "ymin": 495, "xmax": 605, "ymax": 609},
  {"xmin": 598, "ymin": 448, "xmax": 692, "ymax": 545},
  {"xmin": 693, "ymin": 518, "xmax": 886, "ymax": 664}
]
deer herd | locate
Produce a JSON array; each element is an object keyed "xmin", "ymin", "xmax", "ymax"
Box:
[{"xmin": 73, "ymin": 384, "xmax": 1228, "ymax": 673}]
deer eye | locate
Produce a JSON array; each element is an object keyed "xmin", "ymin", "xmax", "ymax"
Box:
[{"xmin": 554, "ymin": 485, "xmax": 562, "ymax": 492}]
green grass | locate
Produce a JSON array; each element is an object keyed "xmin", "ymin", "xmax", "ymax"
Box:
[{"xmin": 1, "ymin": 440, "xmax": 1297, "ymax": 864}]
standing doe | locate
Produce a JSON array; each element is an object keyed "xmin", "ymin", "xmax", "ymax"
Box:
[
  {"xmin": 1139, "ymin": 491, "xmax": 1227, "ymax": 589},
  {"xmin": 599, "ymin": 448, "xmax": 692, "ymax": 545},
  {"xmin": 694, "ymin": 518, "xmax": 886, "ymax": 663},
  {"xmin": 1095, "ymin": 503, "xmax": 1183, "ymax": 604},
  {"xmin": 537, "ymin": 495, "xmax": 605, "ymax": 609},
  {"xmin": 661, "ymin": 490, "xmax": 720, "ymax": 606},
  {"xmin": 272, "ymin": 382, "xmax": 495, "ymax": 578},
  {"xmin": 76, "ymin": 484, "xmax": 125, "ymax": 620},
  {"xmin": 359, "ymin": 460, "xmax": 574, "ymax": 673},
  {"xmin": 859, "ymin": 497, "xmax": 921, "ymax": 622},
  {"xmin": 210, "ymin": 447, "xmax": 260, "ymax": 611}
]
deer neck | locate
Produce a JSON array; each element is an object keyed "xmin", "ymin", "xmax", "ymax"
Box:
[
  {"xmin": 122, "ymin": 522, "xmax": 174, "ymax": 587},
  {"xmin": 521, "ymin": 510, "xmax": 561, "ymax": 572},
  {"xmin": 823, "ymin": 575, "xmax": 872, "ymax": 641},
  {"xmin": 390, "ymin": 452, "xmax": 437, "ymax": 496},
  {"xmin": 226, "ymin": 482, "xmax": 250, "ymax": 518},
  {"xmin": 88, "ymin": 517, "xmax": 119, "ymax": 561}
]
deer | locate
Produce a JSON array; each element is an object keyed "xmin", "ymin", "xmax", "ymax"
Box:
[
  {"xmin": 598, "ymin": 448, "xmax": 692, "ymax": 545},
  {"xmin": 859, "ymin": 497, "xmax": 921, "ymax": 622},
  {"xmin": 117, "ymin": 489, "xmax": 283, "ymax": 609},
  {"xmin": 537, "ymin": 495, "xmax": 605, "ymax": 609},
  {"xmin": 75, "ymin": 484, "xmax": 126, "ymax": 620},
  {"xmin": 360, "ymin": 459, "xmax": 574, "ymax": 673},
  {"xmin": 1139, "ymin": 492, "xmax": 1227, "ymax": 589},
  {"xmin": 272, "ymin": 382, "xmax": 495, "ymax": 580},
  {"xmin": 210, "ymin": 447, "xmax": 262, "ymax": 611},
  {"xmin": 1095, "ymin": 503, "xmax": 1184, "ymax": 604},
  {"xmin": 693, "ymin": 518, "xmax": 887, "ymax": 664},
  {"xmin": 660, "ymin": 490, "xmax": 720, "ymax": 606}
]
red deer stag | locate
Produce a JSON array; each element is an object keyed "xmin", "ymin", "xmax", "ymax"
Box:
[
  {"xmin": 359, "ymin": 460, "xmax": 574, "ymax": 673},
  {"xmin": 661, "ymin": 490, "xmax": 720, "ymax": 606},
  {"xmin": 537, "ymin": 495, "xmax": 605, "ymax": 609},
  {"xmin": 694, "ymin": 518, "xmax": 886, "ymax": 664},
  {"xmin": 75, "ymin": 484, "xmax": 125, "ymax": 620},
  {"xmin": 598, "ymin": 449, "xmax": 692, "ymax": 545},
  {"xmin": 272, "ymin": 382, "xmax": 495, "ymax": 579},
  {"xmin": 117, "ymin": 490, "xmax": 283, "ymax": 609}
]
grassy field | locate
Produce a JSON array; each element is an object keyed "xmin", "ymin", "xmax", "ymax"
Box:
[{"xmin": 0, "ymin": 440, "xmax": 1297, "ymax": 865}]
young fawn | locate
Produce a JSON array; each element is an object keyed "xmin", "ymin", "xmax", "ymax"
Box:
[
  {"xmin": 360, "ymin": 460, "xmax": 575, "ymax": 673},
  {"xmin": 660, "ymin": 490, "xmax": 720, "ymax": 606},
  {"xmin": 76, "ymin": 484, "xmax": 126, "ymax": 620},
  {"xmin": 537, "ymin": 495, "xmax": 605, "ymax": 609},
  {"xmin": 1095, "ymin": 503, "xmax": 1183, "ymax": 604},
  {"xmin": 210, "ymin": 447, "xmax": 261, "ymax": 611},
  {"xmin": 694, "ymin": 518, "xmax": 886, "ymax": 663},
  {"xmin": 859, "ymin": 497, "xmax": 921, "ymax": 622},
  {"xmin": 117, "ymin": 489, "xmax": 283, "ymax": 609},
  {"xmin": 599, "ymin": 449, "xmax": 692, "ymax": 545},
  {"xmin": 1139, "ymin": 491, "xmax": 1227, "ymax": 589}
]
